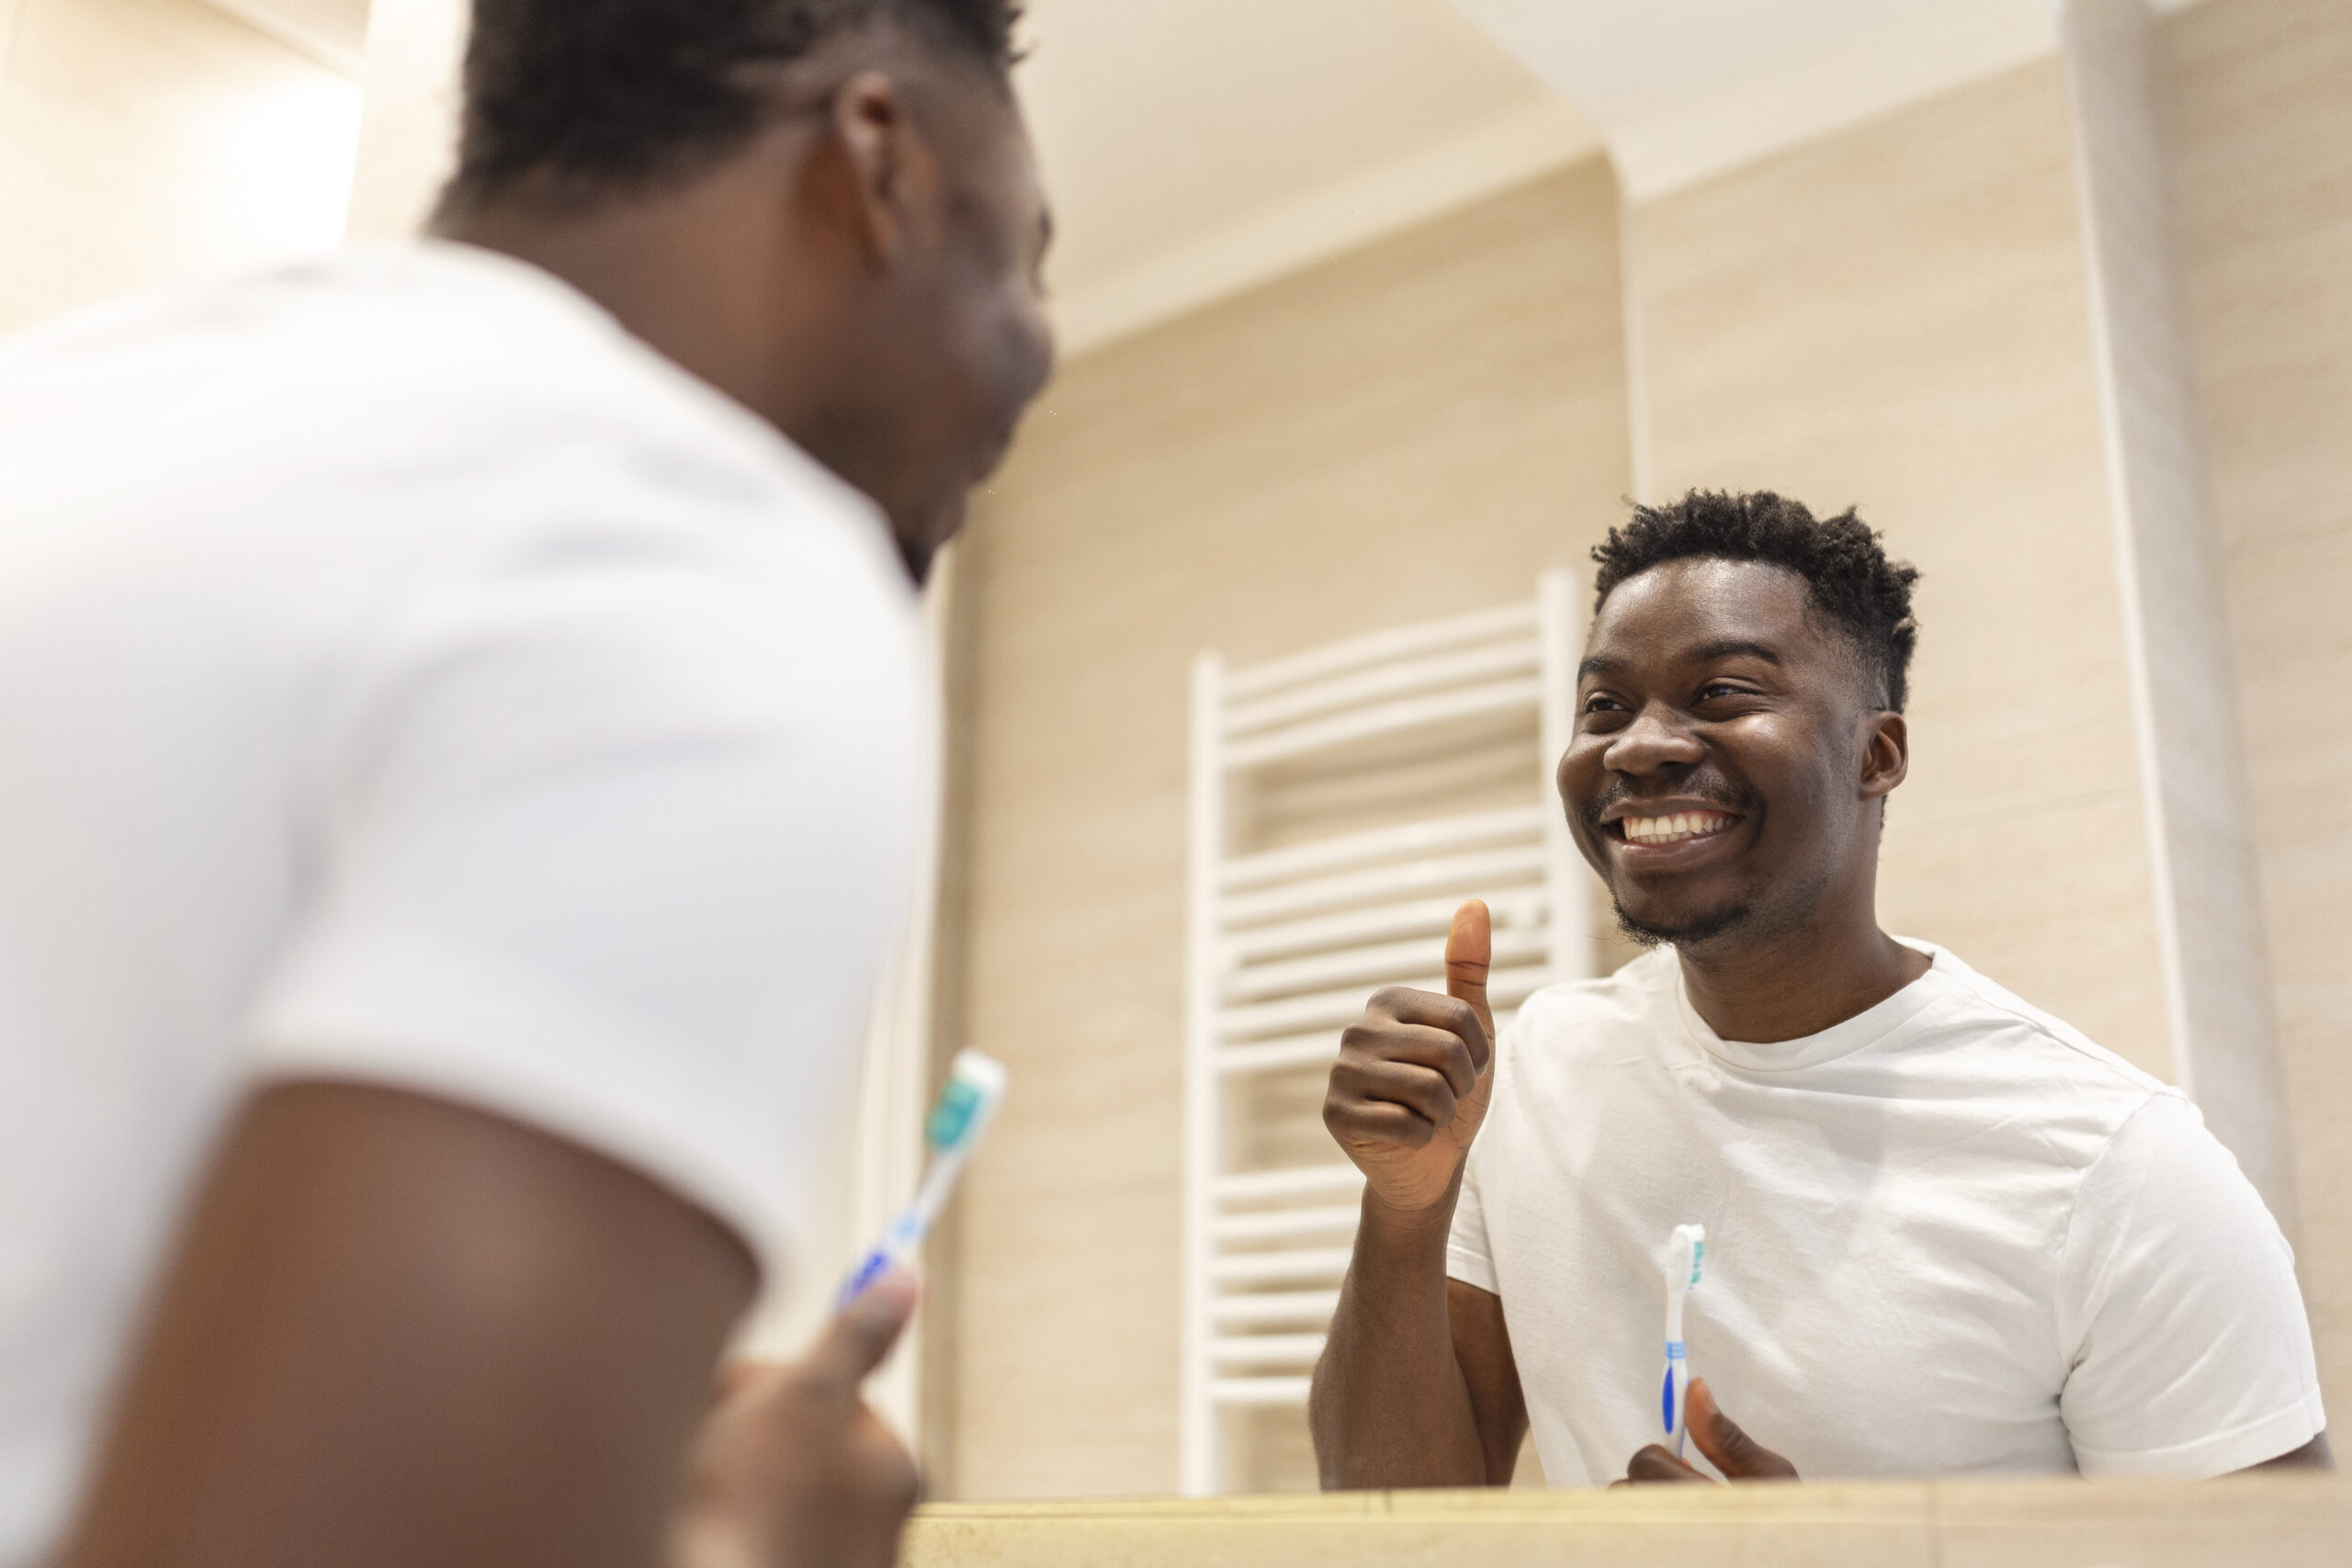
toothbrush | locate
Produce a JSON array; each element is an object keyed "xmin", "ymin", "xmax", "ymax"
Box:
[
  {"xmin": 1660, "ymin": 1223, "xmax": 1706, "ymax": 1457},
  {"xmin": 839, "ymin": 1049, "xmax": 1009, "ymax": 1305}
]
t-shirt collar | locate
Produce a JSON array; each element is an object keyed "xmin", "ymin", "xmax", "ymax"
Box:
[{"xmin": 1671, "ymin": 939, "xmax": 1951, "ymax": 1072}]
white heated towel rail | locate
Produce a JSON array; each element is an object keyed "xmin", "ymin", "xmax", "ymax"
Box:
[{"xmin": 1179, "ymin": 572, "xmax": 1590, "ymax": 1495}]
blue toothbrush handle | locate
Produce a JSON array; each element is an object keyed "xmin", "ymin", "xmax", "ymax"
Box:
[
  {"xmin": 838, "ymin": 1246, "xmax": 895, "ymax": 1307},
  {"xmin": 1662, "ymin": 1341, "xmax": 1689, "ymax": 1455}
]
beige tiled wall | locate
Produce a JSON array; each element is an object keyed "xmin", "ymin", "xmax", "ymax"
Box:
[
  {"xmin": 0, "ymin": 0, "xmax": 359, "ymax": 333},
  {"xmin": 1630, "ymin": 58, "xmax": 2171, "ymax": 1074},
  {"xmin": 2164, "ymin": 0, "xmax": 2352, "ymax": 1424},
  {"xmin": 934, "ymin": 160, "xmax": 1634, "ymax": 1498},
  {"xmin": 2058, "ymin": 0, "xmax": 2293, "ymax": 1224}
]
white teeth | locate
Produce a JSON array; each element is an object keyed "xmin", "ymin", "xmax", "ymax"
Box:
[{"xmin": 1622, "ymin": 811, "xmax": 1731, "ymax": 844}]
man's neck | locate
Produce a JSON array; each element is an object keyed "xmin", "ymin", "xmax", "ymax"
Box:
[
  {"xmin": 435, "ymin": 142, "xmax": 834, "ymax": 442},
  {"xmin": 1675, "ymin": 905, "xmax": 1929, "ymax": 1046},
  {"xmin": 438, "ymin": 164, "xmax": 925, "ymax": 569}
]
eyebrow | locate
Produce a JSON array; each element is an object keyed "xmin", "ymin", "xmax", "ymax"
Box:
[
  {"xmin": 1577, "ymin": 639, "xmax": 1783, "ymax": 681},
  {"xmin": 1691, "ymin": 638, "xmax": 1782, "ymax": 666}
]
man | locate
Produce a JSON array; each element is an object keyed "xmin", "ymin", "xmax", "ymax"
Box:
[
  {"xmin": 0, "ymin": 3, "xmax": 1049, "ymax": 1565},
  {"xmin": 1310, "ymin": 491, "xmax": 2327, "ymax": 1488}
]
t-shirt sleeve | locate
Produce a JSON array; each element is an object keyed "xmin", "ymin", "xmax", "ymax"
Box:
[
  {"xmin": 243, "ymin": 502, "xmax": 921, "ymax": 1279},
  {"xmin": 1446, "ymin": 1014, "xmax": 1513, "ymax": 1295},
  {"xmin": 1446, "ymin": 1148, "xmax": 1499, "ymax": 1294},
  {"xmin": 2055, "ymin": 1089, "xmax": 2324, "ymax": 1477}
]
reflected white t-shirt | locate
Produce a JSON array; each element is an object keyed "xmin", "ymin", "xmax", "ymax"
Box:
[
  {"xmin": 0, "ymin": 243, "xmax": 922, "ymax": 1563},
  {"xmin": 1449, "ymin": 943, "xmax": 2324, "ymax": 1485}
]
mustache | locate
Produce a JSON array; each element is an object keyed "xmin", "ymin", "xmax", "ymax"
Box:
[{"xmin": 1580, "ymin": 776, "xmax": 1758, "ymax": 832}]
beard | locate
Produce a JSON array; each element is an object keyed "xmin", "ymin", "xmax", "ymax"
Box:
[
  {"xmin": 897, "ymin": 527, "xmax": 938, "ymax": 588},
  {"xmin": 1613, "ymin": 896, "xmax": 1753, "ymax": 950},
  {"xmin": 1611, "ymin": 852, "xmax": 1834, "ymax": 954}
]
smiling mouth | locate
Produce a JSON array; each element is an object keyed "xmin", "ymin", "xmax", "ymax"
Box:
[{"xmin": 1611, "ymin": 809, "xmax": 1738, "ymax": 846}]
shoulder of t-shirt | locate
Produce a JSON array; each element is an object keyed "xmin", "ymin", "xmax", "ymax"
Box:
[
  {"xmin": 151, "ymin": 244, "xmax": 890, "ymax": 555},
  {"xmin": 190, "ymin": 248, "xmax": 923, "ymax": 746},
  {"xmin": 1500, "ymin": 948, "xmax": 1679, "ymax": 1058}
]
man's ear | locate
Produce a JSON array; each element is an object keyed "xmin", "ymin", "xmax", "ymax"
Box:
[
  {"xmin": 1859, "ymin": 710, "xmax": 1908, "ymax": 801},
  {"xmin": 814, "ymin": 71, "xmax": 946, "ymax": 269}
]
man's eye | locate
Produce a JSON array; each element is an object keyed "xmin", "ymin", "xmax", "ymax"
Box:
[
  {"xmin": 1581, "ymin": 694, "xmax": 1623, "ymax": 715},
  {"xmin": 1698, "ymin": 682, "xmax": 1743, "ymax": 702}
]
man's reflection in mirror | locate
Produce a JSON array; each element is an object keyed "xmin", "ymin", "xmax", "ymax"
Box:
[{"xmin": 1311, "ymin": 490, "xmax": 2329, "ymax": 1487}]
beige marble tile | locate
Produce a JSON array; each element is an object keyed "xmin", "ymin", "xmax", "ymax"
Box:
[
  {"xmin": 1931, "ymin": 1477, "xmax": 2352, "ymax": 1568},
  {"xmin": 906, "ymin": 1478, "xmax": 2352, "ymax": 1568},
  {"xmin": 2165, "ymin": 0, "xmax": 2352, "ymax": 1427},
  {"xmin": 909, "ymin": 1483, "xmax": 1941, "ymax": 1568},
  {"xmin": 1879, "ymin": 791, "xmax": 2170, "ymax": 1078}
]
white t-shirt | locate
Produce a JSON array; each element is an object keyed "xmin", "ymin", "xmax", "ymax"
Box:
[
  {"xmin": 0, "ymin": 243, "xmax": 922, "ymax": 1564},
  {"xmin": 1449, "ymin": 943, "xmax": 2324, "ymax": 1485}
]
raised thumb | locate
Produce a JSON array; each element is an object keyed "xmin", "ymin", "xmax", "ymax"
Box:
[
  {"xmin": 808, "ymin": 1267, "xmax": 920, "ymax": 1391},
  {"xmin": 1444, "ymin": 898, "xmax": 1495, "ymax": 1053}
]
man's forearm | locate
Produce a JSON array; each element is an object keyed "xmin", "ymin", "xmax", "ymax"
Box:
[{"xmin": 1307, "ymin": 1185, "xmax": 1487, "ymax": 1489}]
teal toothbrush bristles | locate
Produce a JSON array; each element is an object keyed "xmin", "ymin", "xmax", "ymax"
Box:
[
  {"xmin": 927, "ymin": 1077, "xmax": 983, "ymax": 1149},
  {"xmin": 841, "ymin": 1051, "xmax": 1005, "ymax": 1307},
  {"xmin": 1690, "ymin": 1239, "xmax": 1704, "ymax": 1286}
]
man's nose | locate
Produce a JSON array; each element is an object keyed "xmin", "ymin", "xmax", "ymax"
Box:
[{"xmin": 1603, "ymin": 704, "xmax": 1705, "ymax": 774}]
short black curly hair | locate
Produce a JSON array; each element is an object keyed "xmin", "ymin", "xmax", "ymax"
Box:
[
  {"xmin": 1591, "ymin": 490, "xmax": 1922, "ymax": 712},
  {"xmin": 442, "ymin": 1, "xmax": 1023, "ymax": 212}
]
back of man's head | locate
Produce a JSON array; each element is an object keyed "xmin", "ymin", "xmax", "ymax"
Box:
[
  {"xmin": 444, "ymin": 0, "xmax": 1023, "ymax": 214},
  {"xmin": 429, "ymin": 0, "xmax": 1052, "ymax": 583}
]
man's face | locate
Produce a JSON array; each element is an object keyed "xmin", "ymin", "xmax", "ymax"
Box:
[
  {"xmin": 1558, "ymin": 558, "xmax": 1899, "ymax": 951},
  {"xmin": 852, "ymin": 79, "xmax": 1055, "ymax": 579}
]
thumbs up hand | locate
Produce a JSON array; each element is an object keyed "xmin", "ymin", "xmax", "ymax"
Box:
[{"xmin": 1321, "ymin": 899, "xmax": 1498, "ymax": 1216}]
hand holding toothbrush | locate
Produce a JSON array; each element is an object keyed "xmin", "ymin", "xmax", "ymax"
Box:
[
  {"xmin": 672, "ymin": 1052, "xmax": 1010, "ymax": 1567},
  {"xmin": 671, "ymin": 1272, "xmax": 922, "ymax": 1568},
  {"xmin": 1616, "ymin": 1381, "xmax": 1799, "ymax": 1485},
  {"xmin": 1323, "ymin": 899, "xmax": 1498, "ymax": 1216}
]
